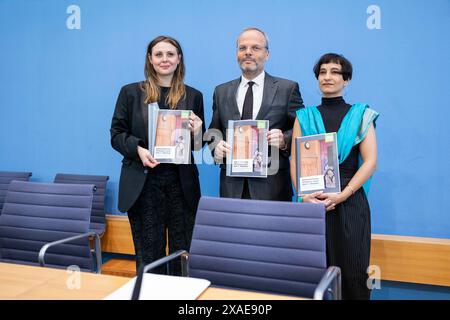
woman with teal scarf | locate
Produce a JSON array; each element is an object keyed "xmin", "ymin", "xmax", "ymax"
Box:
[{"xmin": 290, "ymin": 53, "xmax": 378, "ymax": 300}]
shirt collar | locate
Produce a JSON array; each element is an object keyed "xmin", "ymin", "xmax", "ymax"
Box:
[{"xmin": 241, "ymin": 71, "xmax": 265, "ymax": 87}]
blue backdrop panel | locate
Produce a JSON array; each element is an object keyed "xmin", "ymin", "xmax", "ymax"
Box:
[{"xmin": 0, "ymin": 0, "xmax": 449, "ymax": 238}]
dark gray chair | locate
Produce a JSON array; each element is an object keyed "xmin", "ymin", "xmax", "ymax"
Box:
[
  {"xmin": 132, "ymin": 196, "xmax": 341, "ymax": 300},
  {"xmin": 0, "ymin": 180, "xmax": 101, "ymax": 273},
  {"xmin": 0, "ymin": 171, "xmax": 32, "ymax": 214},
  {"xmin": 54, "ymin": 173, "xmax": 109, "ymax": 236}
]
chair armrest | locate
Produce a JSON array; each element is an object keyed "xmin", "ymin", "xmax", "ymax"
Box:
[
  {"xmin": 313, "ymin": 266, "xmax": 342, "ymax": 300},
  {"xmin": 142, "ymin": 249, "xmax": 188, "ymax": 274},
  {"xmin": 131, "ymin": 250, "xmax": 188, "ymax": 300},
  {"xmin": 38, "ymin": 232, "xmax": 102, "ymax": 274}
]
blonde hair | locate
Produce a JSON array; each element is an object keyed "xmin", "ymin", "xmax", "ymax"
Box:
[{"xmin": 141, "ymin": 36, "xmax": 186, "ymax": 109}]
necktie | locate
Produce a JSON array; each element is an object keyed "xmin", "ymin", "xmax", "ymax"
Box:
[{"xmin": 241, "ymin": 81, "xmax": 255, "ymax": 120}]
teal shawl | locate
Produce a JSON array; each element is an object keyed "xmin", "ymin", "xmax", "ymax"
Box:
[{"xmin": 296, "ymin": 103, "xmax": 379, "ymax": 194}]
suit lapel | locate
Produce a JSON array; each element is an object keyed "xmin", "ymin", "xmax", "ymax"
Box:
[
  {"xmin": 139, "ymin": 85, "xmax": 149, "ymax": 135},
  {"xmin": 256, "ymin": 73, "xmax": 278, "ymax": 120},
  {"xmin": 228, "ymin": 78, "xmax": 242, "ymax": 120}
]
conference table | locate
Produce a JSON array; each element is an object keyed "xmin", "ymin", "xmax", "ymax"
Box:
[{"xmin": 0, "ymin": 263, "xmax": 303, "ymax": 300}]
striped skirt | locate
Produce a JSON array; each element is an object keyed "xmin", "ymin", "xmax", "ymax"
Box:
[{"xmin": 326, "ymin": 177, "xmax": 372, "ymax": 300}]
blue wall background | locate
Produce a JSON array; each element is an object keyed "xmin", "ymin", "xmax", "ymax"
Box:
[{"xmin": 1, "ymin": 0, "xmax": 449, "ymax": 239}]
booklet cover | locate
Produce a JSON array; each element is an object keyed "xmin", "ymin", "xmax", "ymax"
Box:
[
  {"xmin": 226, "ymin": 120, "xmax": 269, "ymax": 178},
  {"xmin": 148, "ymin": 103, "xmax": 192, "ymax": 164},
  {"xmin": 295, "ymin": 132, "xmax": 341, "ymax": 196}
]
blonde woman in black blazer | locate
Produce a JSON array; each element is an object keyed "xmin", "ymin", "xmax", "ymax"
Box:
[{"xmin": 110, "ymin": 36, "xmax": 205, "ymax": 274}]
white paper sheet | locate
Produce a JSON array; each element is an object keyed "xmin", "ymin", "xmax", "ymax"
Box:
[
  {"xmin": 104, "ymin": 274, "xmax": 211, "ymax": 300},
  {"xmin": 300, "ymin": 175, "xmax": 325, "ymax": 192}
]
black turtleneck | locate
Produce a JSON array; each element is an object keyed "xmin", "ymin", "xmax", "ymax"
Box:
[
  {"xmin": 318, "ymin": 96, "xmax": 359, "ymax": 180},
  {"xmin": 318, "ymin": 96, "xmax": 351, "ymax": 132}
]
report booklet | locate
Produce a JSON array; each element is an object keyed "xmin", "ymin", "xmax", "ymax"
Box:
[
  {"xmin": 295, "ymin": 132, "xmax": 341, "ymax": 197},
  {"xmin": 148, "ymin": 103, "xmax": 192, "ymax": 164},
  {"xmin": 226, "ymin": 120, "xmax": 269, "ymax": 178}
]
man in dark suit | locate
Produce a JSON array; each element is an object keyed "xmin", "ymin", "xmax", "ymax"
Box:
[{"xmin": 208, "ymin": 27, "xmax": 304, "ymax": 201}]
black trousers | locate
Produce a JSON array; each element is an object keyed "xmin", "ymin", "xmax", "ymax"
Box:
[
  {"xmin": 242, "ymin": 178, "xmax": 251, "ymax": 199},
  {"xmin": 326, "ymin": 177, "xmax": 372, "ymax": 300},
  {"xmin": 127, "ymin": 169, "xmax": 195, "ymax": 275}
]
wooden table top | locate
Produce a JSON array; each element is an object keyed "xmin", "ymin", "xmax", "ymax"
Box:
[{"xmin": 0, "ymin": 262, "xmax": 303, "ymax": 300}]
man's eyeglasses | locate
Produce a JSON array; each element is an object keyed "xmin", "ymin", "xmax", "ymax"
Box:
[{"xmin": 238, "ymin": 45, "xmax": 267, "ymax": 53}]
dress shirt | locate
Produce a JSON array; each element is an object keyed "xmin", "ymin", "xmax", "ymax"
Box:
[{"xmin": 236, "ymin": 71, "xmax": 265, "ymax": 119}]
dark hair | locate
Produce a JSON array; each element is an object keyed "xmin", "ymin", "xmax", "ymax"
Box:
[{"xmin": 313, "ymin": 53, "xmax": 353, "ymax": 81}]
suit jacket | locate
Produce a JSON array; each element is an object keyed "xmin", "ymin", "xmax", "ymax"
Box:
[
  {"xmin": 208, "ymin": 73, "xmax": 304, "ymax": 201},
  {"xmin": 110, "ymin": 82, "xmax": 205, "ymax": 213}
]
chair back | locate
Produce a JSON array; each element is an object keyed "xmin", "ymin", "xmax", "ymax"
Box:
[
  {"xmin": 54, "ymin": 173, "xmax": 109, "ymax": 235},
  {"xmin": 0, "ymin": 180, "xmax": 94, "ymax": 270},
  {"xmin": 188, "ymin": 196, "xmax": 327, "ymax": 298},
  {"xmin": 0, "ymin": 171, "xmax": 32, "ymax": 214}
]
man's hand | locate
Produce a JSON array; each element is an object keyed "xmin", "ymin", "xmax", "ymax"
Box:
[
  {"xmin": 267, "ymin": 129, "xmax": 286, "ymax": 149},
  {"xmin": 214, "ymin": 140, "xmax": 231, "ymax": 163}
]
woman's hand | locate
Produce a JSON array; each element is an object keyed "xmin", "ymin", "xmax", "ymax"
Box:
[
  {"xmin": 316, "ymin": 192, "xmax": 348, "ymax": 211},
  {"xmin": 137, "ymin": 146, "xmax": 160, "ymax": 168},
  {"xmin": 301, "ymin": 191, "xmax": 327, "ymax": 204},
  {"xmin": 188, "ymin": 112, "xmax": 203, "ymax": 136}
]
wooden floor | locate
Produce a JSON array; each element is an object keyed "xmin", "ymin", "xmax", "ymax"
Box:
[{"xmin": 102, "ymin": 258, "xmax": 136, "ymax": 278}]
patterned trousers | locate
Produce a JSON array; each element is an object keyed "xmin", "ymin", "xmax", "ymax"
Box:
[{"xmin": 127, "ymin": 170, "xmax": 195, "ymax": 275}]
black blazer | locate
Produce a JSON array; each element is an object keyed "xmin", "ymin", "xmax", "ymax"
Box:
[
  {"xmin": 208, "ymin": 73, "xmax": 304, "ymax": 201},
  {"xmin": 110, "ymin": 82, "xmax": 205, "ymax": 213}
]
